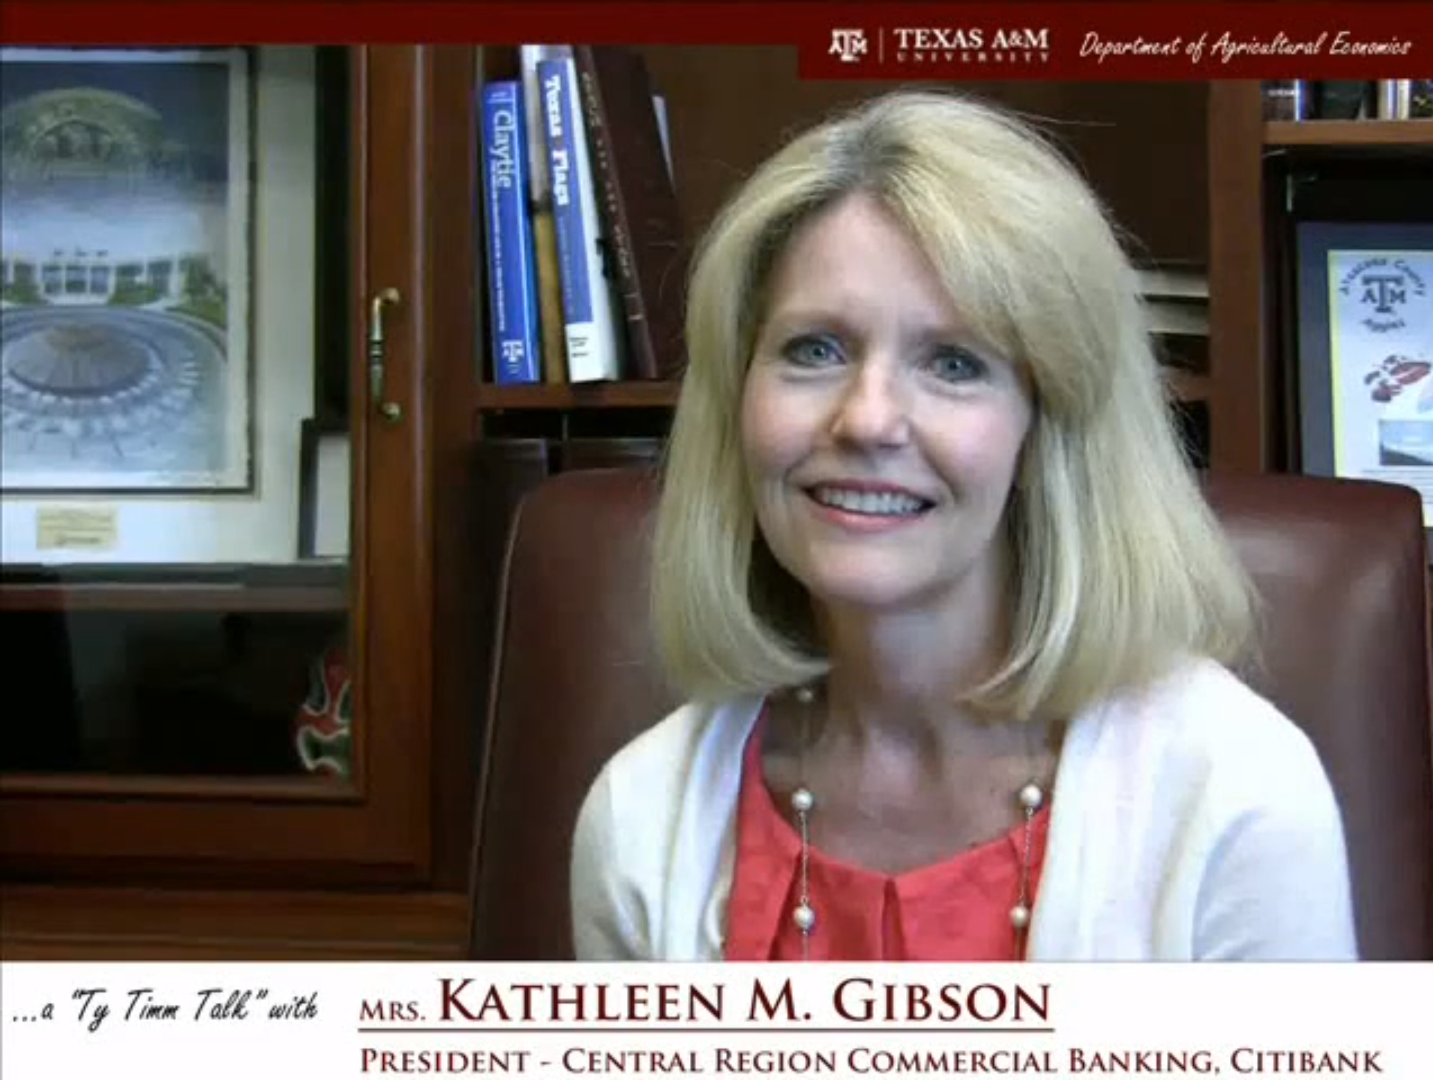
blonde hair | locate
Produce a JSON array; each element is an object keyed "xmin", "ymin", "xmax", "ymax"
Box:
[{"xmin": 652, "ymin": 90, "xmax": 1256, "ymax": 723}]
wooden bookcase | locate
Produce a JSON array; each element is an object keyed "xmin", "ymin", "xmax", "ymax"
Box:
[
  {"xmin": 1, "ymin": 46, "xmax": 480, "ymax": 960},
  {"xmin": 2, "ymin": 53, "xmax": 1347, "ymax": 959},
  {"xmin": 1207, "ymin": 82, "xmax": 1433, "ymax": 474}
]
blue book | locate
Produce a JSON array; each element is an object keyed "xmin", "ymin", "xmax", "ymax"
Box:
[
  {"xmin": 537, "ymin": 56, "xmax": 622, "ymax": 382},
  {"xmin": 480, "ymin": 80, "xmax": 542, "ymax": 384}
]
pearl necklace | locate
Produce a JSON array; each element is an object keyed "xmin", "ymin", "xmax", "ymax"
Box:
[{"xmin": 786, "ymin": 685, "xmax": 1048, "ymax": 960}]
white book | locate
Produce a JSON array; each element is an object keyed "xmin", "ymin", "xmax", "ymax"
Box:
[{"xmin": 518, "ymin": 45, "xmax": 570, "ymax": 207}]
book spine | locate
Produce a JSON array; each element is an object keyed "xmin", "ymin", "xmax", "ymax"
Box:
[
  {"xmin": 575, "ymin": 52, "xmax": 654, "ymax": 380},
  {"xmin": 573, "ymin": 46, "xmax": 688, "ymax": 382},
  {"xmin": 1375, "ymin": 79, "xmax": 1413, "ymax": 120},
  {"xmin": 479, "ymin": 80, "xmax": 542, "ymax": 385},
  {"xmin": 519, "ymin": 45, "xmax": 571, "ymax": 385},
  {"xmin": 538, "ymin": 56, "xmax": 623, "ymax": 383}
]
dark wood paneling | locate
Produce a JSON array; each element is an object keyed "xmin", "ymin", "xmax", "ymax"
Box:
[
  {"xmin": 425, "ymin": 45, "xmax": 485, "ymax": 891},
  {"xmin": 0, "ymin": 885, "xmax": 467, "ymax": 960},
  {"xmin": 640, "ymin": 46, "xmax": 1209, "ymax": 268},
  {"xmin": 1207, "ymin": 81, "xmax": 1270, "ymax": 473},
  {"xmin": 349, "ymin": 44, "xmax": 435, "ymax": 882}
]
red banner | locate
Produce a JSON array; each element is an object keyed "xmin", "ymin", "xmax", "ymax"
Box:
[
  {"xmin": 800, "ymin": 5, "xmax": 1433, "ymax": 81},
  {"xmin": 0, "ymin": 2, "xmax": 1430, "ymax": 79}
]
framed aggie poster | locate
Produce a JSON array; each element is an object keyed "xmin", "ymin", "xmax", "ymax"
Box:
[
  {"xmin": 1296, "ymin": 222, "xmax": 1433, "ymax": 549},
  {"xmin": 0, "ymin": 47, "xmax": 253, "ymax": 492}
]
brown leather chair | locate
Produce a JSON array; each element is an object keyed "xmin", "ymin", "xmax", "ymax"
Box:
[{"xmin": 468, "ymin": 468, "xmax": 1433, "ymax": 960}]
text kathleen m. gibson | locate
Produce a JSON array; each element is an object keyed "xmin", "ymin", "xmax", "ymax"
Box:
[{"xmin": 363, "ymin": 976, "xmax": 1050, "ymax": 1027}]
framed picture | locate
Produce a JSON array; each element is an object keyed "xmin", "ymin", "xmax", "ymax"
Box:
[
  {"xmin": 297, "ymin": 417, "xmax": 349, "ymax": 560},
  {"xmin": 0, "ymin": 47, "xmax": 254, "ymax": 493},
  {"xmin": 311, "ymin": 46, "xmax": 351, "ymax": 427},
  {"xmin": 1295, "ymin": 221, "xmax": 1433, "ymax": 554}
]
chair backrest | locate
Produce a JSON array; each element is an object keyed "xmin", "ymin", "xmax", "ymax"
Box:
[{"xmin": 468, "ymin": 468, "xmax": 1433, "ymax": 960}]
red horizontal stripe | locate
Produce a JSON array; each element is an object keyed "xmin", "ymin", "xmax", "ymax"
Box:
[{"xmin": 1, "ymin": 3, "xmax": 1429, "ymax": 79}]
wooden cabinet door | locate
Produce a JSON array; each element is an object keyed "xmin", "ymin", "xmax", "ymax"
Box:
[{"xmin": 0, "ymin": 46, "xmax": 435, "ymax": 886}]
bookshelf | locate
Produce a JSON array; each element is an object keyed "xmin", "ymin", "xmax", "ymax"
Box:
[
  {"xmin": 470, "ymin": 67, "xmax": 1431, "ymax": 476},
  {"xmin": 1208, "ymin": 82, "xmax": 1432, "ymax": 616},
  {"xmin": 473, "ymin": 45, "xmax": 1218, "ymax": 458},
  {"xmin": 1265, "ymin": 119, "xmax": 1433, "ymax": 149},
  {"xmin": 1209, "ymin": 83, "xmax": 1433, "ymax": 475},
  {"xmin": 475, "ymin": 381, "xmax": 680, "ymax": 412}
]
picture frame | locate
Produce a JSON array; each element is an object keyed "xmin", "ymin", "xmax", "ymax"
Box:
[
  {"xmin": 1294, "ymin": 221, "xmax": 1433, "ymax": 556},
  {"xmin": 297, "ymin": 417, "xmax": 350, "ymax": 560},
  {"xmin": 1, "ymin": 48, "xmax": 328, "ymax": 567},
  {"xmin": 0, "ymin": 46, "xmax": 255, "ymax": 493},
  {"xmin": 311, "ymin": 46, "xmax": 351, "ymax": 428}
]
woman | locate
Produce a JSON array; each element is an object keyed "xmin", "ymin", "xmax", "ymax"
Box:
[{"xmin": 570, "ymin": 91, "xmax": 1356, "ymax": 961}]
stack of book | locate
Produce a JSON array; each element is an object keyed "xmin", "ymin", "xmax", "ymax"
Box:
[
  {"xmin": 1261, "ymin": 79, "xmax": 1433, "ymax": 121},
  {"xmin": 478, "ymin": 45, "xmax": 687, "ymax": 387}
]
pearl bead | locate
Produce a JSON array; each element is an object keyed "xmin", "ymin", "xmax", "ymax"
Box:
[
  {"xmin": 1018, "ymin": 782, "xmax": 1044, "ymax": 812},
  {"xmin": 791, "ymin": 787, "xmax": 815, "ymax": 814},
  {"xmin": 1010, "ymin": 903, "xmax": 1031, "ymax": 930},
  {"xmin": 794, "ymin": 686, "xmax": 815, "ymax": 705},
  {"xmin": 793, "ymin": 902, "xmax": 816, "ymax": 933}
]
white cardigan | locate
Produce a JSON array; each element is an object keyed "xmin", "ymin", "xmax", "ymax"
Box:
[{"xmin": 570, "ymin": 658, "xmax": 1358, "ymax": 960}]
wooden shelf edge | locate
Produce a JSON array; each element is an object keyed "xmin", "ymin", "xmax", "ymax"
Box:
[
  {"xmin": 0, "ymin": 583, "xmax": 348, "ymax": 613},
  {"xmin": 0, "ymin": 773, "xmax": 358, "ymax": 801},
  {"xmin": 1168, "ymin": 371, "xmax": 1211, "ymax": 404},
  {"xmin": 0, "ymin": 884, "xmax": 470, "ymax": 961},
  {"xmin": 1, "ymin": 932, "xmax": 464, "ymax": 961},
  {"xmin": 475, "ymin": 381, "xmax": 680, "ymax": 411},
  {"xmin": 1264, "ymin": 119, "xmax": 1433, "ymax": 149},
  {"xmin": 0, "ymin": 564, "xmax": 349, "ymax": 613}
]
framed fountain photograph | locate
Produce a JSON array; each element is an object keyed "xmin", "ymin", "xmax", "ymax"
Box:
[
  {"xmin": 0, "ymin": 47, "xmax": 254, "ymax": 493},
  {"xmin": 1295, "ymin": 221, "xmax": 1433, "ymax": 553}
]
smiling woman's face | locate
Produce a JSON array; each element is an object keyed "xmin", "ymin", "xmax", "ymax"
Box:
[{"xmin": 740, "ymin": 193, "xmax": 1033, "ymax": 619}]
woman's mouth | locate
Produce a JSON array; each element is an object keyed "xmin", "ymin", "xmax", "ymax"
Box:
[{"xmin": 806, "ymin": 484, "xmax": 934, "ymax": 518}]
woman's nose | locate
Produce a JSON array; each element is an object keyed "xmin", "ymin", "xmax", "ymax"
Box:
[{"xmin": 829, "ymin": 359, "xmax": 911, "ymax": 448}]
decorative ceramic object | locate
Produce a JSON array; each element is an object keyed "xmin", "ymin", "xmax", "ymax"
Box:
[{"xmin": 293, "ymin": 645, "xmax": 352, "ymax": 777}]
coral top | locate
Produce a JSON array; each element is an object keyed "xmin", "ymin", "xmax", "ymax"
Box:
[{"xmin": 723, "ymin": 709, "xmax": 1051, "ymax": 961}]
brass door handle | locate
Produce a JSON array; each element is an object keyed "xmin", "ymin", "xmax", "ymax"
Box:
[{"xmin": 367, "ymin": 287, "xmax": 403, "ymax": 423}]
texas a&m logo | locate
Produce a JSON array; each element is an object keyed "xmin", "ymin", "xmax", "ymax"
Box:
[
  {"xmin": 830, "ymin": 28, "xmax": 869, "ymax": 63},
  {"xmin": 1340, "ymin": 255, "xmax": 1427, "ymax": 334}
]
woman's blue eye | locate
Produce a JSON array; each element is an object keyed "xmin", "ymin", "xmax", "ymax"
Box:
[
  {"xmin": 928, "ymin": 347, "xmax": 987, "ymax": 382},
  {"xmin": 783, "ymin": 335, "xmax": 843, "ymax": 367}
]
